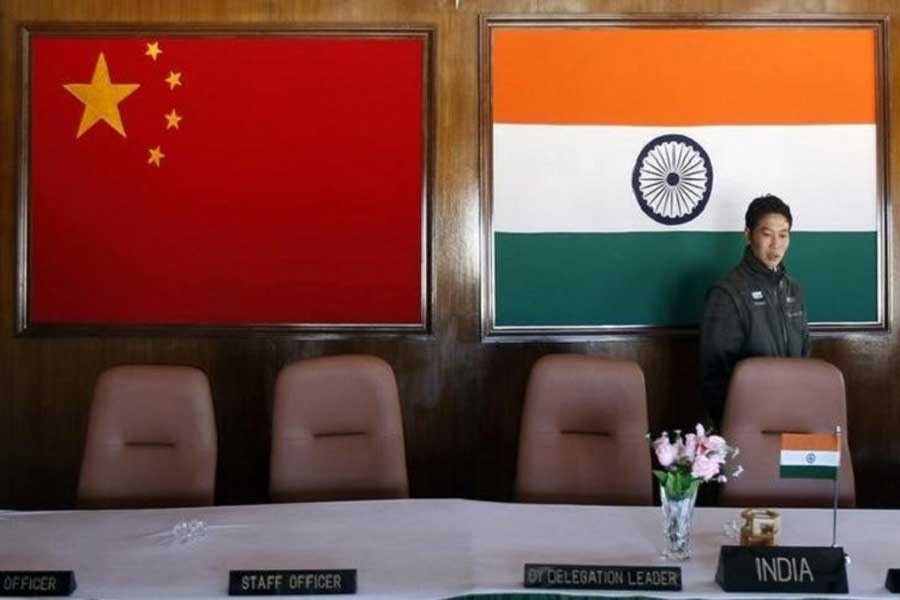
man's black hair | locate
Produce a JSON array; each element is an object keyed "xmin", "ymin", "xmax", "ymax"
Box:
[{"xmin": 745, "ymin": 194, "xmax": 793, "ymax": 231}]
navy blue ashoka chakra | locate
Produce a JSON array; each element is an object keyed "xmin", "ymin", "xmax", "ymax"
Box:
[{"xmin": 631, "ymin": 134, "xmax": 713, "ymax": 225}]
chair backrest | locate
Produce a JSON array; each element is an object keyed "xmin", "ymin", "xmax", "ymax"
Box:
[
  {"xmin": 77, "ymin": 365, "xmax": 217, "ymax": 509},
  {"xmin": 269, "ymin": 355, "xmax": 409, "ymax": 502},
  {"xmin": 719, "ymin": 357, "xmax": 855, "ymax": 508},
  {"xmin": 515, "ymin": 354, "xmax": 652, "ymax": 505}
]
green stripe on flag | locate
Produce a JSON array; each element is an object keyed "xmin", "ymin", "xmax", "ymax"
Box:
[
  {"xmin": 494, "ymin": 231, "xmax": 877, "ymax": 327},
  {"xmin": 780, "ymin": 465, "xmax": 839, "ymax": 479}
]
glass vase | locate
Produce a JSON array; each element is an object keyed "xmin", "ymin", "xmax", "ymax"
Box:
[{"xmin": 660, "ymin": 485, "xmax": 698, "ymax": 560}]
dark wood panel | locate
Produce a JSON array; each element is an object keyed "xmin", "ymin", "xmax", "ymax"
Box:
[{"xmin": 1, "ymin": 0, "xmax": 899, "ymax": 510}]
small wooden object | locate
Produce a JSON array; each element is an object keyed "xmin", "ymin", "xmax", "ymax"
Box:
[{"xmin": 740, "ymin": 508, "xmax": 781, "ymax": 546}]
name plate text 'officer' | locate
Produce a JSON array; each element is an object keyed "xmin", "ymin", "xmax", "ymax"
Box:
[{"xmin": 0, "ymin": 571, "xmax": 76, "ymax": 597}]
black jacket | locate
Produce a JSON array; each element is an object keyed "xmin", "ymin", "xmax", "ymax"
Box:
[{"xmin": 700, "ymin": 246, "xmax": 810, "ymax": 425}]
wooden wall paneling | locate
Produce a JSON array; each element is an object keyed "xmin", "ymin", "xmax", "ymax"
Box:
[
  {"xmin": 0, "ymin": 1, "xmax": 14, "ymax": 509},
  {"xmin": 2, "ymin": 0, "xmax": 900, "ymax": 509},
  {"xmin": 9, "ymin": 340, "xmax": 96, "ymax": 508},
  {"xmin": 211, "ymin": 338, "xmax": 281, "ymax": 505}
]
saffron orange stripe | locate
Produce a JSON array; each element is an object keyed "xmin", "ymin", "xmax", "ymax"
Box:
[
  {"xmin": 492, "ymin": 28, "xmax": 876, "ymax": 125},
  {"xmin": 781, "ymin": 433, "xmax": 840, "ymax": 451}
]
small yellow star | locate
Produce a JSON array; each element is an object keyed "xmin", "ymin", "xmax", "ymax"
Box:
[
  {"xmin": 165, "ymin": 71, "xmax": 182, "ymax": 90},
  {"xmin": 63, "ymin": 53, "xmax": 140, "ymax": 138},
  {"xmin": 147, "ymin": 146, "xmax": 165, "ymax": 167},
  {"xmin": 164, "ymin": 109, "xmax": 182, "ymax": 130},
  {"xmin": 145, "ymin": 41, "xmax": 163, "ymax": 61}
]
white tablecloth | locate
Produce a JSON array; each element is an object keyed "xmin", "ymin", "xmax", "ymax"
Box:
[{"xmin": 1, "ymin": 499, "xmax": 897, "ymax": 599}]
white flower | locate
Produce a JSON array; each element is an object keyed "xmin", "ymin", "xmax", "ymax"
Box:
[
  {"xmin": 731, "ymin": 465, "xmax": 744, "ymax": 478},
  {"xmin": 706, "ymin": 435, "xmax": 728, "ymax": 454},
  {"xmin": 680, "ymin": 433, "xmax": 697, "ymax": 462}
]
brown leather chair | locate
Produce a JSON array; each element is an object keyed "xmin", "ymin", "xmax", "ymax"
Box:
[
  {"xmin": 719, "ymin": 357, "xmax": 856, "ymax": 508},
  {"xmin": 515, "ymin": 354, "xmax": 653, "ymax": 505},
  {"xmin": 269, "ymin": 355, "xmax": 409, "ymax": 502},
  {"xmin": 77, "ymin": 365, "xmax": 217, "ymax": 509}
]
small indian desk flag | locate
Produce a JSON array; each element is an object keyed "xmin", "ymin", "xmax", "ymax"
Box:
[{"xmin": 780, "ymin": 433, "xmax": 840, "ymax": 480}]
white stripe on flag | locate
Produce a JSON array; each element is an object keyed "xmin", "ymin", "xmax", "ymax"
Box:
[
  {"xmin": 493, "ymin": 123, "xmax": 877, "ymax": 233},
  {"xmin": 779, "ymin": 450, "xmax": 841, "ymax": 467}
]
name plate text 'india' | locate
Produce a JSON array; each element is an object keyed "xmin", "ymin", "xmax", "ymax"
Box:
[
  {"xmin": 0, "ymin": 571, "xmax": 76, "ymax": 597},
  {"xmin": 229, "ymin": 570, "xmax": 356, "ymax": 596},
  {"xmin": 715, "ymin": 546, "xmax": 848, "ymax": 593},
  {"xmin": 524, "ymin": 564, "xmax": 682, "ymax": 591}
]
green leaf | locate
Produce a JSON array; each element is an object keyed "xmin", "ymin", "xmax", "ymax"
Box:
[
  {"xmin": 687, "ymin": 478, "xmax": 702, "ymax": 497},
  {"xmin": 665, "ymin": 476, "xmax": 679, "ymax": 500},
  {"xmin": 657, "ymin": 467, "xmax": 702, "ymax": 501}
]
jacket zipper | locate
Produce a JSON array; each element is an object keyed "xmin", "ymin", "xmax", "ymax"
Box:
[{"xmin": 778, "ymin": 279, "xmax": 788, "ymax": 352}]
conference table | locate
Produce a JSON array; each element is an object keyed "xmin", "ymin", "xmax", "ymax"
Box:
[{"xmin": 1, "ymin": 499, "xmax": 897, "ymax": 599}]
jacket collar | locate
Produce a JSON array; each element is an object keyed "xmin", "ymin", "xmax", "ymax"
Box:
[{"xmin": 741, "ymin": 245, "xmax": 785, "ymax": 285}]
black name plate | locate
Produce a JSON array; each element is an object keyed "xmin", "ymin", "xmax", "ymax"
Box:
[
  {"xmin": 524, "ymin": 564, "xmax": 682, "ymax": 591},
  {"xmin": 715, "ymin": 546, "xmax": 848, "ymax": 593},
  {"xmin": 885, "ymin": 569, "xmax": 900, "ymax": 592},
  {"xmin": 0, "ymin": 571, "xmax": 76, "ymax": 597},
  {"xmin": 229, "ymin": 570, "xmax": 356, "ymax": 596}
]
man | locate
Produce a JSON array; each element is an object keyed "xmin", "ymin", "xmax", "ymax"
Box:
[{"xmin": 700, "ymin": 194, "xmax": 810, "ymax": 426}]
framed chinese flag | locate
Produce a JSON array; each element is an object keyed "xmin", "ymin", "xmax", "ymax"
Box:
[{"xmin": 18, "ymin": 26, "xmax": 432, "ymax": 334}]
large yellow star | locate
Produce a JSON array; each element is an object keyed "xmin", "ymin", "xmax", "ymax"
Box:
[
  {"xmin": 145, "ymin": 41, "xmax": 163, "ymax": 61},
  {"xmin": 63, "ymin": 53, "xmax": 140, "ymax": 139},
  {"xmin": 164, "ymin": 109, "xmax": 182, "ymax": 130}
]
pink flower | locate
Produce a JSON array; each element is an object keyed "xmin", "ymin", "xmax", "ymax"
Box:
[
  {"xmin": 691, "ymin": 454, "xmax": 721, "ymax": 481},
  {"xmin": 653, "ymin": 435, "xmax": 678, "ymax": 467},
  {"xmin": 649, "ymin": 423, "xmax": 741, "ymax": 495}
]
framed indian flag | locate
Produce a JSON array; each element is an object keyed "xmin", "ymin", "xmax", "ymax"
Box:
[
  {"xmin": 480, "ymin": 15, "xmax": 888, "ymax": 337},
  {"xmin": 17, "ymin": 26, "xmax": 433, "ymax": 335}
]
